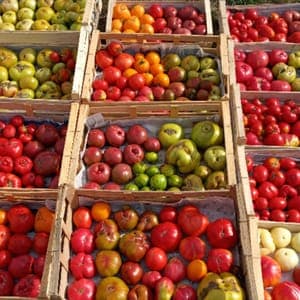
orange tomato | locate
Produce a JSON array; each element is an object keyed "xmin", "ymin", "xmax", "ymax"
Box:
[
  {"xmin": 123, "ymin": 16, "xmax": 140, "ymax": 32},
  {"xmin": 34, "ymin": 206, "xmax": 55, "ymax": 233},
  {"xmin": 145, "ymin": 51, "xmax": 160, "ymax": 65},
  {"xmin": 142, "ymin": 72, "xmax": 154, "ymax": 85},
  {"xmin": 130, "ymin": 4, "xmax": 145, "ymax": 18},
  {"xmin": 113, "ymin": 3, "xmax": 131, "ymax": 20},
  {"xmin": 150, "ymin": 63, "xmax": 164, "ymax": 76},
  {"xmin": 123, "ymin": 68, "xmax": 138, "ymax": 78},
  {"xmin": 135, "ymin": 53, "xmax": 144, "ymax": 60},
  {"xmin": 153, "ymin": 73, "xmax": 170, "ymax": 88},
  {"xmin": 0, "ymin": 209, "xmax": 7, "ymax": 225},
  {"xmin": 264, "ymin": 290, "xmax": 272, "ymax": 300},
  {"xmin": 91, "ymin": 202, "xmax": 111, "ymax": 221},
  {"xmin": 134, "ymin": 58, "xmax": 150, "ymax": 73},
  {"xmin": 140, "ymin": 13, "xmax": 155, "ymax": 25},
  {"xmin": 187, "ymin": 259, "xmax": 207, "ymax": 282},
  {"xmin": 139, "ymin": 24, "xmax": 154, "ymax": 34},
  {"xmin": 73, "ymin": 207, "xmax": 92, "ymax": 229},
  {"xmin": 111, "ymin": 19, "xmax": 123, "ymax": 31}
]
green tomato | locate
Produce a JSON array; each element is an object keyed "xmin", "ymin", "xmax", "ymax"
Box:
[
  {"xmin": 19, "ymin": 76, "xmax": 39, "ymax": 90},
  {"xmin": 199, "ymin": 68, "xmax": 220, "ymax": 85},
  {"xmin": 37, "ymin": 49, "xmax": 54, "ymax": 68},
  {"xmin": 204, "ymin": 146, "xmax": 226, "ymax": 171},
  {"xmin": 205, "ymin": 171, "xmax": 226, "ymax": 190},
  {"xmin": 17, "ymin": 8, "xmax": 34, "ymax": 20},
  {"xmin": 0, "ymin": 23, "xmax": 15, "ymax": 30},
  {"xmin": 52, "ymin": 62, "xmax": 66, "ymax": 74},
  {"xmin": 0, "ymin": 47, "xmax": 18, "ymax": 69},
  {"xmin": 53, "ymin": 0, "xmax": 66, "ymax": 11},
  {"xmin": 35, "ymin": 67, "xmax": 52, "ymax": 83},
  {"xmin": 19, "ymin": 48, "xmax": 36, "ymax": 64},
  {"xmin": 2, "ymin": 10, "xmax": 17, "ymax": 24},
  {"xmin": 272, "ymin": 62, "xmax": 288, "ymax": 77},
  {"xmin": 35, "ymin": 7, "xmax": 55, "ymax": 21},
  {"xmin": 167, "ymin": 174, "xmax": 183, "ymax": 188},
  {"xmin": 37, "ymin": 0, "xmax": 54, "ymax": 7},
  {"xmin": 19, "ymin": 0, "xmax": 36, "ymax": 10},
  {"xmin": 194, "ymin": 164, "xmax": 212, "ymax": 180},
  {"xmin": 187, "ymin": 70, "xmax": 200, "ymax": 79},
  {"xmin": 145, "ymin": 166, "xmax": 160, "ymax": 177},
  {"xmin": 15, "ymin": 19, "xmax": 34, "ymax": 30},
  {"xmin": 51, "ymin": 11, "xmax": 67, "ymax": 25},
  {"xmin": 31, "ymin": 19, "xmax": 50, "ymax": 30},
  {"xmin": 288, "ymin": 51, "xmax": 300, "ymax": 69},
  {"xmin": 150, "ymin": 174, "xmax": 167, "ymax": 191},
  {"xmin": 132, "ymin": 162, "xmax": 147, "ymax": 175},
  {"xmin": 291, "ymin": 78, "xmax": 300, "ymax": 91},
  {"xmin": 200, "ymin": 57, "xmax": 217, "ymax": 70},
  {"xmin": 124, "ymin": 182, "xmax": 139, "ymax": 191},
  {"xmin": 0, "ymin": 66, "xmax": 8, "ymax": 82},
  {"xmin": 140, "ymin": 186, "xmax": 151, "ymax": 191},
  {"xmin": 64, "ymin": 11, "xmax": 79, "ymax": 24},
  {"xmin": 277, "ymin": 66, "xmax": 297, "ymax": 83},
  {"xmin": 160, "ymin": 164, "xmax": 176, "ymax": 177},
  {"xmin": 168, "ymin": 187, "xmax": 181, "ymax": 191},
  {"xmin": 70, "ymin": 22, "xmax": 81, "ymax": 30},
  {"xmin": 145, "ymin": 152, "xmax": 158, "ymax": 164},
  {"xmin": 35, "ymin": 81, "xmax": 62, "ymax": 99},
  {"xmin": 9, "ymin": 61, "xmax": 35, "ymax": 81},
  {"xmin": 158, "ymin": 123, "xmax": 184, "ymax": 149},
  {"xmin": 180, "ymin": 55, "xmax": 200, "ymax": 72},
  {"xmin": 49, "ymin": 24, "xmax": 68, "ymax": 30},
  {"xmin": 134, "ymin": 174, "xmax": 149, "ymax": 188},
  {"xmin": 182, "ymin": 174, "xmax": 204, "ymax": 191},
  {"xmin": 161, "ymin": 53, "xmax": 181, "ymax": 72},
  {"xmin": 16, "ymin": 88, "xmax": 35, "ymax": 98}
]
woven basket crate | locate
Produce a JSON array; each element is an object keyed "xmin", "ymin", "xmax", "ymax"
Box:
[
  {"xmin": 105, "ymin": 0, "xmax": 213, "ymax": 34},
  {"xmin": 44, "ymin": 184, "xmax": 258, "ymax": 299},
  {"xmin": 81, "ymin": 31, "xmax": 229, "ymax": 103},
  {"xmin": 68, "ymin": 101, "xmax": 235, "ymax": 198}
]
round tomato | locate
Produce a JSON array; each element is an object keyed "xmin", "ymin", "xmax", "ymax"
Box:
[
  {"xmin": 70, "ymin": 228, "xmax": 94, "ymax": 254},
  {"xmin": 8, "ymin": 233, "xmax": 32, "ymax": 255},
  {"xmin": 73, "ymin": 207, "xmax": 92, "ymax": 229},
  {"xmin": 159, "ymin": 206, "xmax": 177, "ymax": 223},
  {"xmin": 70, "ymin": 253, "xmax": 96, "ymax": 280},
  {"xmin": 120, "ymin": 261, "xmax": 143, "ymax": 285},
  {"xmin": 128, "ymin": 73, "xmax": 146, "ymax": 90},
  {"xmin": 0, "ymin": 156, "xmax": 13, "ymax": 173},
  {"xmin": 150, "ymin": 222, "xmax": 182, "ymax": 253},
  {"xmin": 14, "ymin": 156, "xmax": 33, "ymax": 175},
  {"xmin": 33, "ymin": 232, "xmax": 49, "ymax": 255},
  {"xmin": 258, "ymin": 181, "xmax": 278, "ymax": 199},
  {"xmin": 206, "ymin": 218, "xmax": 238, "ymax": 249},
  {"xmin": 253, "ymin": 165, "xmax": 269, "ymax": 183},
  {"xmin": 95, "ymin": 50, "xmax": 113, "ymax": 69},
  {"xmin": 206, "ymin": 248, "xmax": 233, "ymax": 273},
  {"xmin": 103, "ymin": 66, "xmax": 122, "ymax": 84},
  {"xmin": 268, "ymin": 197, "xmax": 287, "ymax": 210},
  {"xmin": 13, "ymin": 274, "xmax": 41, "ymax": 297},
  {"xmin": 0, "ymin": 225, "xmax": 10, "ymax": 250},
  {"xmin": 8, "ymin": 254, "xmax": 34, "ymax": 279},
  {"xmin": 272, "ymin": 281, "xmax": 300, "ymax": 300},
  {"xmin": 270, "ymin": 209, "xmax": 286, "ymax": 222},
  {"xmin": 0, "ymin": 250, "xmax": 11, "ymax": 268},
  {"xmin": 145, "ymin": 247, "xmax": 167, "ymax": 271},
  {"xmin": 279, "ymin": 157, "xmax": 296, "ymax": 170},
  {"xmin": 114, "ymin": 53, "xmax": 135, "ymax": 71},
  {"xmin": 179, "ymin": 236, "xmax": 206, "ymax": 261},
  {"xmin": 67, "ymin": 278, "xmax": 96, "ymax": 300},
  {"xmin": 7, "ymin": 205, "xmax": 34, "ymax": 233}
]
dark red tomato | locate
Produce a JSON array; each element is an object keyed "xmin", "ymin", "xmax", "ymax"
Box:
[
  {"xmin": 102, "ymin": 66, "xmax": 122, "ymax": 84},
  {"xmin": 268, "ymin": 197, "xmax": 287, "ymax": 210},
  {"xmin": 253, "ymin": 197, "xmax": 268, "ymax": 211},
  {"xmin": 286, "ymin": 209, "xmax": 300, "ymax": 223},
  {"xmin": 67, "ymin": 278, "xmax": 96, "ymax": 300},
  {"xmin": 287, "ymin": 196, "xmax": 300, "ymax": 210},
  {"xmin": 0, "ymin": 138, "xmax": 8, "ymax": 156},
  {"xmin": 14, "ymin": 156, "xmax": 33, "ymax": 175},
  {"xmin": 0, "ymin": 270, "xmax": 13, "ymax": 296},
  {"xmin": 206, "ymin": 218, "xmax": 238, "ymax": 249},
  {"xmin": 70, "ymin": 253, "xmax": 96, "ymax": 280},
  {"xmin": 264, "ymin": 157, "xmax": 281, "ymax": 171},
  {"xmin": 8, "ymin": 254, "xmax": 34, "ymax": 279},
  {"xmin": 249, "ymin": 177, "xmax": 257, "ymax": 188},
  {"xmin": 150, "ymin": 222, "xmax": 182, "ymax": 253},
  {"xmin": 0, "ymin": 225, "xmax": 10, "ymax": 250},
  {"xmin": 253, "ymin": 165, "xmax": 269, "ymax": 183},
  {"xmin": 3, "ymin": 124, "xmax": 16, "ymax": 138},
  {"xmin": 13, "ymin": 274, "xmax": 41, "ymax": 297},
  {"xmin": 279, "ymin": 185, "xmax": 298, "ymax": 199},
  {"xmin": 73, "ymin": 207, "xmax": 92, "ymax": 229},
  {"xmin": 145, "ymin": 247, "xmax": 167, "ymax": 271},
  {"xmin": 33, "ymin": 255, "xmax": 46, "ymax": 278},
  {"xmin": 120, "ymin": 261, "xmax": 143, "ymax": 285},
  {"xmin": 19, "ymin": 133, "xmax": 33, "ymax": 143},
  {"xmin": 270, "ymin": 209, "xmax": 286, "ymax": 222},
  {"xmin": 245, "ymin": 8, "xmax": 259, "ymax": 20},
  {"xmin": 260, "ymin": 209, "xmax": 270, "ymax": 221},
  {"xmin": 22, "ymin": 172, "xmax": 36, "ymax": 187},
  {"xmin": 0, "ymin": 250, "xmax": 11, "ymax": 268},
  {"xmin": 95, "ymin": 50, "xmax": 113, "ymax": 69},
  {"xmin": 286, "ymin": 168, "xmax": 300, "ymax": 187},
  {"xmin": 148, "ymin": 4, "xmax": 163, "ymax": 18},
  {"xmin": 268, "ymin": 170, "xmax": 286, "ymax": 187},
  {"xmin": 179, "ymin": 236, "xmax": 206, "ymax": 261},
  {"xmin": 128, "ymin": 73, "xmax": 146, "ymax": 91},
  {"xmin": 6, "ymin": 138, "xmax": 23, "ymax": 159},
  {"xmin": 10, "ymin": 115, "xmax": 24, "ymax": 127},
  {"xmin": 206, "ymin": 248, "xmax": 233, "ymax": 273},
  {"xmin": 8, "ymin": 233, "xmax": 32, "ymax": 255},
  {"xmin": 159, "ymin": 206, "xmax": 177, "ymax": 223},
  {"xmin": 258, "ymin": 181, "xmax": 279, "ymax": 199},
  {"xmin": 26, "ymin": 123, "xmax": 37, "ymax": 135},
  {"xmin": 33, "ymin": 232, "xmax": 49, "ymax": 255},
  {"xmin": 7, "ymin": 204, "xmax": 34, "ymax": 233},
  {"xmin": 250, "ymin": 186, "xmax": 259, "ymax": 200},
  {"xmin": 0, "ymin": 156, "xmax": 13, "ymax": 173}
]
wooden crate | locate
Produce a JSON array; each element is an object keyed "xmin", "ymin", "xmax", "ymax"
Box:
[
  {"xmin": 105, "ymin": 0, "xmax": 213, "ymax": 34},
  {"xmin": 0, "ymin": 30, "xmax": 90, "ymax": 101},
  {"xmin": 68, "ymin": 101, "xmax": 236, "ymax": 197},
  {"xmin": 0, "ymin": 100, "xmax": 79, "ymax": 189},
  {"xmin": 82, "ymin": 31, "xmax": 229, "ymax": 103},
  {"xmin": 219, "ymin": 0, "xmax": 300, "ymax": 37},
  {"xmin": 45, "ymin": 185, "xmax": 257, "ymax": 299},
  {"xmin": 0, "ymin": 187, "xmax": 62, "ymax": 300},
  {"xmin": 81, "ymin": 0, "xmax": 102, "ymax": 29}
]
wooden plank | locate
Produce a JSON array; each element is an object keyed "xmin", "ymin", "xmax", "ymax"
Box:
[{"xmin": 218, "ymin": 0, "xmax": 230, "ymax": 35}]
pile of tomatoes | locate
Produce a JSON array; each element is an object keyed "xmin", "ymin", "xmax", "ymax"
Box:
[
  {"xmin": 67, "ymin": 201, "xmax": 240, "ymax": 299},
  {"xmin": 0, "ymin": 204, "xmax": 54, "ymax": 297}
]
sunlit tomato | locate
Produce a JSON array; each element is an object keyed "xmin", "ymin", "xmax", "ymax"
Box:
[
  {"xmin": 268, "ymin": 197, "xmax": 287, "ymax": 210},
  {"xmin": 272, "ymin": 281, "xmax": 300, "ymax": 300},
  {"xmin": 73, "ymin": 207, "xmax": 92, "ymax": 229},
  {"xmin": 159, "ymin": 206, "xmax": 177, "ymax": 223},
  {"xmin": 261, "ymin": 255, "xmax": 281, "ymax": 288},
  {"xmin": 145, "ymin": 247, "xmax": 167, "ymax": 271},
  {"xmin": 179, "ymin": 236, "xmax": 206, "ymax": 261},
  {"xmin": 268, "ymin": 170, "xmax": 286, "ymax": 187},
  {"xmin": 102, "ymin": 66, "xmax": 122, "ymax": 84},
  {"xmin": 253, "ymin": 197, "xmax": 268, "ymax": 211},
  {"xmin": 253, "ymin": 165, "xmax": 269, "ymax": 183},
  {"xmin": 95, "ymin": 50, "xmax": 113, "ymax": 69},
  {"xmin": 114, "ymin": 53, "xmax": 135, "ymax": 71},
  {"xmin": 270, "ymin": 209, "xmax": 286, "ymax": 222},
  {"xmin": 7, "ymin": 205, "xmax": 34, "ymax": 233},
  {"xmin": 0, "ymin": 225, "xmax": 10, "ymax": 251},
  {"xmin": 206, "ymin": 248, "xmax": 233, "ymax": 273},
  {"xmin": 128, "ymin": 73, "xmax": 146, "ymax": 90},
  {"xmin": 91, "ymin": 202, "xmax": 111, "ymax": 221},
  {"xmin": 258, "ymin": 181, "xmax": 278, "ymax": 199}
]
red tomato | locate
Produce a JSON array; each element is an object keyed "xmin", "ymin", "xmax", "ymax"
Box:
[
  {"xmin": 279, "ymin": 185, "xmax": 297, "ymax": 198},
  {"xmin": 286, "ymin": 168, "xmax": 300, "ymax": 187},
  {"xmin": 73, "ymin": 207, "xmax": 92, "ymax": 229},
  {"xmin": 70, "ymin": 228, "xmax": 94, "ymax": 254},
  {"xmin": 268, "ymin": 197, "xmax": 287, "ymax": 210},
  {"xmin": 0, "ymin": 225, "xmax": 10, "ymax": 250},
  {"xmin": 120, "ymin": 261, "xmax": 144, "ymax": 285},
  {"xmin": 258, "ymin": 181, "xmax": 278, "ymax": 199},
  {"xmin": 70, "ymin": 253, "xmax": 96, "ymax": 280},
  {"xmin": 106, "ymin": 86, "xmax": 121, "ymax": 101},
  {"xmin": 107, "ymin": 41, "xmax": 123, "ymax": 57},
  {"xmin": 6, "ymin": 138, "xmax": 23, "ymax": 159},
  {"xmin": 0, "ymin": 156, "xmax": 13, "ymax": 173},
  {"xmin": 206, "ymin": 218, "xmax": 238, "ymax": 249},
  {"xmin": 268, "ymin": 170, "xmax": 286, "ymax": 187},
  {"xmin": 206, "ymin": 248, "xmax": 233, "ymax": 273},
  {"xmin": 3, "ymin": 173, "xmax": 22, "ymax": 188},
  {"xmin": 8, "ymin": 254, "xmax": 34, "ymax": 279},
  {"xmin": 102, "ymin": 66, "xmax": 122, "ymax": 84},
  {"xmin": 10, "ymin": 115, "xmax": 24, "ymax": 127},
  {"xmin": 148, "ymin": 4, "xmax": 163, "ymax": 18},
  {"xmin": 261, "ymin": 255, "xmax": 281, "ymax": 288},
  {"xmin": 0, "ymin": 270, "xmax": 13, "ymax": 296},
  {"xmin": 253, "ymin": 165, "xmax": 269, "ymax": 183},
  {"xmin": 7, "ymin": 204, "xmax": 34, "ymax": 233},
  {"xmin": 95, "ymin": 50, "xmax": 113, "ymax": 69},
  {"xmin": 33, "ymin": 255, "xmax": 46, "ymax": 278},
  {"xmin": 114, "ymin": 53, "xmax": 135, "ymax": 71},
  {"xmin": 33, "ymin": 232, "xmax": 49, "ymax": 255},
  {"xmin": 150, "ymin": 222, "xmax": 182, "ymax": 253},
  {"xmin": 179, "ymin": 236, "xmax": 206, "ymax": 261},
  {"xmin": 14, "ymin": 156, "xmax": 33, "ymax": 175},
  {"xmin": 246, "ymin": 154, "xmax": 254, "ymax": 172},
  {"xmin": 13, "ymin": 274, "xmax": 41, "ymax": 297},
  {"xmin": 250, "ymin": 186, "xmax": 259, "ymax": 200},
  {"xmin": 128, "ymin": 73, "xmax": 146, "ymax": 91},
  {"xmin": 260, "ymin": 209, "xmax": 270, "ymax": 221},
  {"xmin": 0, "ymin": 250, "xmax": 11, "ymax": 268},
  {"xmin": 264, "ymin": 157, "xmax": 280, "ymax": 171},
  {"xmin": 270, "ymin": 209, "xmax": 286, "ymax": 222},
  {"xmin": 145, "ymin": 247, "xmax": 167, "ymax": 271},
  {"xmin": 253, "ymin": 197, "xmax": 268, "ymax": 211},
  {"xmin": 159, "ymin": 206, "xmax": 177, "ymax": 223},
  {"xmin": 3, "ymin": 124, "xmax": 16, "ymax": 138},
  {"xmin": 67, "ymin": 278, "xmax": 96, "ymax": 300},
  {"xmin": 272, "ymin": 281, "xmax": 300, "ymax": 300},
  {"xmin": 286, "ymin": 209, "xmax": 300, "ymax": 223},
  {"xmin": 8, "ymin": 233, "xmax": 32, "ymax": 255}
]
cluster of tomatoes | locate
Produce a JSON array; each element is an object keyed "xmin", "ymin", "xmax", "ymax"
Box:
[
  {"xmin": 67, "ymin": 202, "xmax": 239, "ymax": 300},
  {"xmin": 0, "ymin": 115, "xmax": 67, "ymax": 188},
  {"xmin": 0, "ymin": 204, "xmax": 54, "ymax": 297},
  {"xmin": 247, "ymin": 155, "xmax": 300, "ymax": 222}
]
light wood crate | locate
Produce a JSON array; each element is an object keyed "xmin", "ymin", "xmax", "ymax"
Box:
[
  {"xmin": 105, "ymin": 0, "xmax": 213, "ymax": 34},
  {"xmin": 0, "ymin": 100, "xmax": 79, "ymax": 189},
  {"xmin": 0, "ymin": 187, "xmax": 63, "ymax": 300},
  {"xmin": 68, "ymin": 101, "xmax": 236, "ymax": 197},
  {"xmin": 0, "ymin": 30, "xmax": 91, "ymax": 101},
  {"xmin": 44, "ymin": 184, "xmax": 257, "ymax": 299},
  {"xmin": 82, "ymin": 31, "xmax": 229, "ymax": 103}
]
